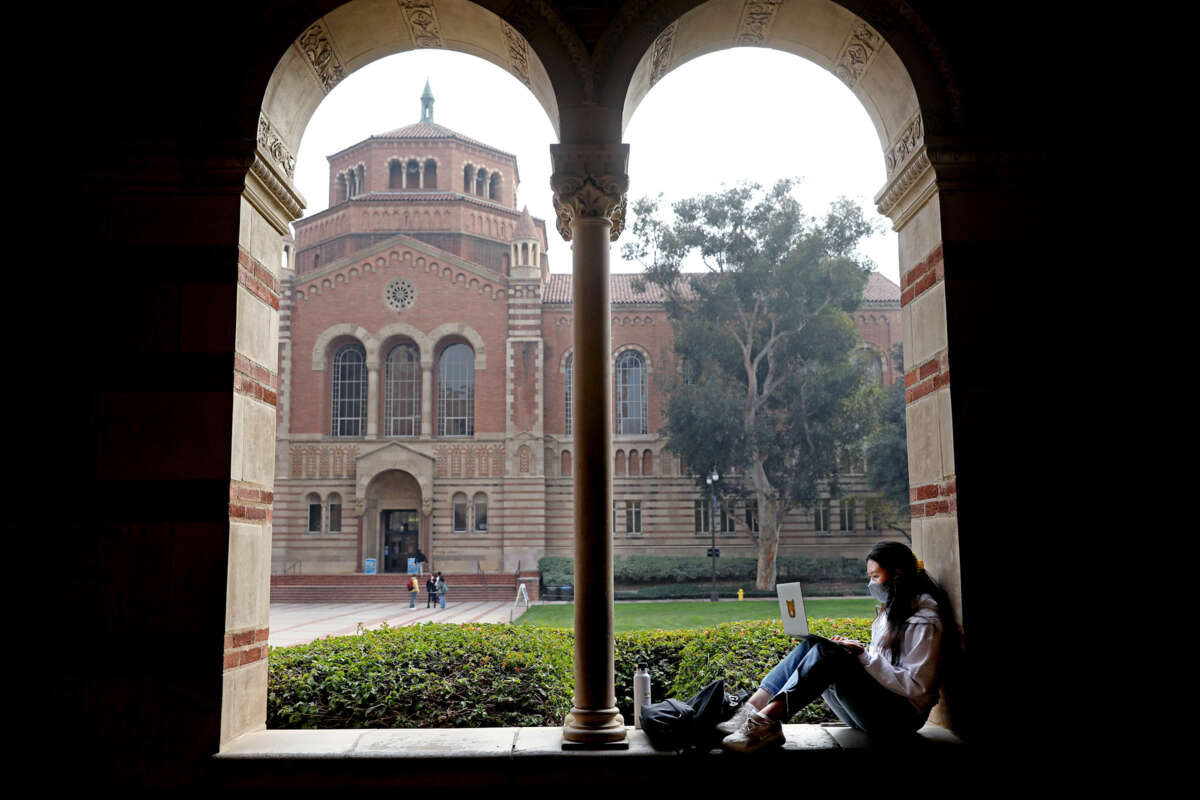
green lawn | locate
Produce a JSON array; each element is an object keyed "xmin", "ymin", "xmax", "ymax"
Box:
[{"xmin": 515, "ymin": 598, "xmax": 877, "ymax": 631}]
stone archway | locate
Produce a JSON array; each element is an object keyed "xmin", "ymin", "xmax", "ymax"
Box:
[{"xmin": 228, "ymin": 0, "xmax": 967, "ymax": 749}]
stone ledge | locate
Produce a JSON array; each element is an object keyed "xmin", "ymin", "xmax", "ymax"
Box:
[{"xmin": 218, "ymin": 722, "xmax": 961, "ymax": 759}]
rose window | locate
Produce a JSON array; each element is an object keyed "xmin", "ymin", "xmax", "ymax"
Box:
[{"xmin": 384, "ymin": 278, "xmax": 416, "ymax": 311}]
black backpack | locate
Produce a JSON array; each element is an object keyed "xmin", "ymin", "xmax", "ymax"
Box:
[{"xmin": 640, "ymin": 679, "xmax": 748, "ymax": 752}]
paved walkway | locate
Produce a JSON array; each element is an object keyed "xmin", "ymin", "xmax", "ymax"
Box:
[{"xmin": 269, "ymin": 601, "xmax": 528, "ymax": 647}]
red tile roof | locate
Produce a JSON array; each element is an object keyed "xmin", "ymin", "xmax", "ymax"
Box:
[
  {"xmin": 544, "ymin": 271, "xmax": 899, "ymax": 306},
  {"xmin": 862, "ymin": 272, "xmax": 900, "ymax": 304}
]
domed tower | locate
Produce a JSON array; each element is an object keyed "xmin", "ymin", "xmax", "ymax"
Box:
[{"xmin": 510, "ymin": 206, "xmax": 541, "ymax": 280}]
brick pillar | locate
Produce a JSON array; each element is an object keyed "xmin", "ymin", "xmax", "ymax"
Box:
[{"xmin": 551, "ymin": 143, "xmax": 629, "ymax": 747}]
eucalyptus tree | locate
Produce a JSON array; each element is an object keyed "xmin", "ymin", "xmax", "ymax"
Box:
[{"xmin": 624, "ymin": 180, "xmax": 881, "ymax": 589}]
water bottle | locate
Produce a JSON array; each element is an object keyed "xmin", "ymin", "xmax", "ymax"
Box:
[{"xmin": 633, "ymin": 663, "xmax": 650, "ymax": 729}]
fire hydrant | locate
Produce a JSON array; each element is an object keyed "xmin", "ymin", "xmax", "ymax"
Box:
[{"xmin": 737, "ymin": 588, "xmax": 744, "ymax": 601}]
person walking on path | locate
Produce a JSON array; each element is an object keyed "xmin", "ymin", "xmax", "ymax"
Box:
[
  {"xmin": 436, "ymin": 572, "xmax": 447, "ymax": 609},
  {"xmin": 408, "ymin": 574, "xmax": 420, "ymax": 609},
  {"xmin": 426, "ymin": 574, "xmax": 437, "ymax": 608}
]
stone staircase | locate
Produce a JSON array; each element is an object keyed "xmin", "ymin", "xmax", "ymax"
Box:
[{"xmin": 270, "ymin": 572, "xmax": 540, "ymax": 603}]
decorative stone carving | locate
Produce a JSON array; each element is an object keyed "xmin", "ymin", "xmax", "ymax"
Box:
[
  {"xmin": 384, "ymin": 278, "xmax": 416, "ymax": 312},
  {"xmin": 296, "ymin": 22, "xmax": 345, "ymax": 93},
  {"xmin": 735, "ymin": 1, "xmax": 783, "ymax": 45},
  {"xmin": 833, "ymin": 22, "xmax": 883, "ymax": 89},
  {"xmin": 874, "ymin": 146, "xmax": 932, "ymax": 224},
  {"xmin": 549, "ymin": 144, "xmax": 630, "ymax": 242},
  {"xmin": 246, "ymin": 154, "xmax": 305, "ymax": 234},
  {"xmin": 506, "ymin": 0, "xmax": 595, "ymax": 101},
  {"xmin": 257, "ymin": 114, "xmax": 296, "ymax": 180},
  {"xmin": 421, "ymin": 497, "xmax": 433, "ymax": 516},
  {"xmin": 401, "ymin": 1, "xmax": 445, "ymax": 48},
  {"xmin": 649, "ymin": 21, "xmax": 678, "ymax": 87},
  {"xmin": 885, "ymin": 113, "xmax": 924, "ymax": 175},
  {"xmin": 501, "ymin": 22, "xmax": 532, "ymax": 86}
]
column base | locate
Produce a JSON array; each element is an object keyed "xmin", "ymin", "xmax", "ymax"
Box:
[{"xmin": 562, "ymin": 709, "xmax": 628, "ymax": 748}]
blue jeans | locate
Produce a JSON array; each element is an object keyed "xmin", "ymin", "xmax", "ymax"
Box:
[
  {"xmin": 760, "ymin": 636, "xmax": 923, "ymax": 737},
  {"xmin": 409, "ymin": 591, "xmax": 417, "ymax": 608}
]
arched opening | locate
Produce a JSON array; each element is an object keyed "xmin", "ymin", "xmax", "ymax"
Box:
[
  {"xmin": 423, "ymin": 158, "xmax": 438, "ymax": 190},
  {"xmin": 489, "ymin": 171, "xmax": 501, "ymax": 201},
  {"xmin": 367, "ymin": 470, "xmax": 423, "ymax": 573},
  {"xmin": 389, "ymin": 160, "xmax": 403, "ymax": 189}
]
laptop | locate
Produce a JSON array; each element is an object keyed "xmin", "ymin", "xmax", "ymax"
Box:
[{"xmin": 776, "ymin": 582, "xmax": 809, "ymax": 637}]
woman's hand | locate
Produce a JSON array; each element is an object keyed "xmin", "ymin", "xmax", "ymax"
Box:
[{"xmin": 830, "ymin": 635, "xmax": 865, "ymax": 654}]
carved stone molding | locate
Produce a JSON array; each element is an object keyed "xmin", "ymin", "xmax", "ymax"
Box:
[
  {"xmin": 549, "ymin": 144, "xmax": 630, "ymax": 242},
  {"xmin": 296, "ymin": 21, "xmax": 345, "ymax": 93},
  {"xmin": 501, "ymin": 21, "xmax": 532, "ymax": 86},
  {"xmin": 649, "ymin": 21, "xmax": 678, "ymax": 87},
  {"xmin": 401, "ymin": 1, "xmax": 444, "ymax": 48},
  {"xmin": 833, "ymin": 22, "xmax": 883, "ymax": 89},
  {"xmin": 246, "ymin": 154, "xmax": 305, "ymax": 235},
  {"xmin": 257, "ymin": 113, "xmax": 296, "ymax": 180},
  {"xmin": 885, "ymin": 113, "xmax": 924, "ymax": 176},
  {"xmin": 735, "ymin": 1, "xmax": 783, "ymax": 46},
  {"xmin": 507, "ymin": 0, "xmax": 595, "ymax": 101},
  {"xmin": 874, "ymin": 145, "xmax": 932, "ymax": 226}
]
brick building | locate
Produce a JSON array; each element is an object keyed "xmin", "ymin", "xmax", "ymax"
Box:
[{"xmin": 272, "ymin": 86, "xmax": 905, "ymax": 580}]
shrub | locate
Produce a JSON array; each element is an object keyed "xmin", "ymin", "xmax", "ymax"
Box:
[
  {"xmin": 268, "ymin": 618, "xmax": 875, "ymax": 729},
  {"xmin": 539, "ymin": 555, "xmax": 868, "ymax": 589},
  {"xmin": 268, "ymin": 623, "xmax": 574, "ymax": 729},
  {"xmin": 616, "ymin": 583, "xmax": 865, "ymax": 600},
  {"xmin": 670, "ymin": 618, "xmax": 875, "ymax": 723}
]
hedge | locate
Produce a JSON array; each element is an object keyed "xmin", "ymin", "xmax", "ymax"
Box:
[
  {"xmin": 269, "ymin": 618, "xmax": 874, "ymax": 729},
  {"xmin": 615, "ymin": 583, "xmax": 864, "ymax": 601},
  {"xmin": 539, "ymin": 555, "xmax": 867, "ymax": 589}
]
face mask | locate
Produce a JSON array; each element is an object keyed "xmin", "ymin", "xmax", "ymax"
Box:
[{"xmin": 868, "ymin": 581, "xmax": 891, "ymax": 604}]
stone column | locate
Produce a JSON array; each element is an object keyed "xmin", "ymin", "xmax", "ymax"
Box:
[
  {"xmin": 551, "ymin": 143, "xmax": 629, "ymax": 747},
  {"xmin": 366, "ymin": 365, "xmax": 379, "ymax": 439},
  {"xmin": 420, "ymin": 361, "xmax": 433, "ymax": 437},
  {"xmin": 418, "ymin": 162, "xmax": 425, "ymax": 189}
]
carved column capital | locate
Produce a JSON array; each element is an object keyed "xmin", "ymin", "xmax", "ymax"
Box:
[{"xmin": 549, "ymin": 144, "xmax": 630, "ymax": 242}]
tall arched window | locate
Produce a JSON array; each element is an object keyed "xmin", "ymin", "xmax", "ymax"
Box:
[
  {"xmin": 615, "ymin": 350, "xmax": 648, "ymax": 435},
  {"xmin": 331, "ymin": 342, "xmax": 367, "ymax": 437},
  {"xmin": 564, "ymin": 354, "xmax": 573, "ymax": 436},
  {"xmin": 389, "ymin": 160, "xmax": 403, "ymax": 189},
  {"xmin": 452, "ymin": 492, "xmax": 468, "ymax": 533},
  {"xmin": 424, "ymin": 158, "xmax": 438, "ymax": 189},
  {"xmin": 437, "ymin": 343, "xmax": 474, "ymax": 436},
  {"xmin": 384, "ymin": 343, "xmax": 421, "ymax": 437}
]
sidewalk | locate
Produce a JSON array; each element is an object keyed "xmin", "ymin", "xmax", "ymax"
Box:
[{"xmin": 269, "ymin": 600, "xmax": 527, "ymax": 647}]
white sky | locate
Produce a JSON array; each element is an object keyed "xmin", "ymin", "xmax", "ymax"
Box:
[{"xmin": 293, "ymin": 47, "xmax": 898, "ymax": 284}]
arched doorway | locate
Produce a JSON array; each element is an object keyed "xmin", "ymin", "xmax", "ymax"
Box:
[{"xmin": 365, "ymin": 469, "xmax": 424, "ymax": 573}]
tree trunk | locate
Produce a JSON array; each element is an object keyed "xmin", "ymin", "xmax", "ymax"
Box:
[{"xmin": 751, "ymin": 462, "xmax": 782, "ymax": 590}]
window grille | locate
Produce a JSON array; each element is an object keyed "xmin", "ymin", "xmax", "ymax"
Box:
[
  {"xmin": 473, "ymin": 493, "xmax": 488, "ymax": 532},
  {"xmin": 840, "ymin": 498, "xmax": 856, "ymax": 532},
  {"xmin": 452, "ymin": 493, "xmax": 468, "ymax": 532},
  {"xmin": 307, "ymin": 493, "xmax": 322, "ymax": 533},
  {"xmin": 615, "ymin": 350, "xmax": 648, "ymax": 435},
  {"xmin": 331, "ymin": 343, "xmax": 367, "ymax": 437},
  {"xmin": 437, "ymin": 343, "xmax": 474, "ymax": 436},
  {"xmin": 814, "ymin": 499, "xmax": 831, "ymax": 533},
  {"xmin": 565, "ymin": 354, "xmax": 573, "ymax": 436},
  {"xmin": 384, "ymin": 344, "xmax": 421, "ymax": 436},
  {"xmin": 626, "ymin": 500, "xmax": 642, "ymax": 535},
  {"xmin": 328, "ymin": 494, "xmax": 342, "ymax": 533}
]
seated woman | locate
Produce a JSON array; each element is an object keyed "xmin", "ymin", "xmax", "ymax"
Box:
[{"xmin": 720, "ymin": 541, "xmax": 955, "ymax": 752}]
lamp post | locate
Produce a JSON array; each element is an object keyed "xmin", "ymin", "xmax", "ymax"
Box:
[{"xmin": 706, "ymin": 468, "xmax": 719, "ymax": 602}]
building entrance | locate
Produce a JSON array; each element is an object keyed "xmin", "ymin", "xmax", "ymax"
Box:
[{"xmin": 381, "ymin": 509, "xmax": 419, "ymax": 573}]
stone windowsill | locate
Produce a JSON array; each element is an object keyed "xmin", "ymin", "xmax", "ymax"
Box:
[{"xmin": 216, "ymin": 723, "xmax": 962, "ymax": 760}]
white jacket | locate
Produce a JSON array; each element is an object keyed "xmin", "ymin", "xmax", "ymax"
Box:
[{"xmin": 858, "ymin": 592, "xmax": 943, "ymax": 716}]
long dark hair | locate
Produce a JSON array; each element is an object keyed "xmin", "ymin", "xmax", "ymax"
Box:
[{"xmin": 867, "ymin": 541, "xmax": 956, "ymax": 664}]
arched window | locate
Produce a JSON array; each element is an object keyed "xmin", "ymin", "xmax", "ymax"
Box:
[
  {"xmin": 384, "ymin": 344, "xmax": 421, "ymax": 436},
  {"xmin": 463, "ymin": 164, "xmax": 473, "ymax": 192},
  {"xmin": 475, "ymin": 167, "xmax": 487, "ymax": 196},
  {"xmin": 489, "ymin": 172, "xmax": 500, "ymax": 200},
  {"xmin": 473, "ymin": 492, "xmax": 488, "ymax": 532},
  {"xmin": 355, "ymin": 164, "xmax": 366, "ymax": 195},
  {"xmin": 642, "ymin": 450, "xmax": 653, "ymax": 476},
  {"xmin": 452, "ymin": 492, "xmax": 468, "ymax": 533},
  {"xmin": 331, "ymin": 343, "xmax": 367, "ymax": 437},
  {"xmin": 424, "ymin": 158, "xmax": 438, "ymax": 190},
  {"xmin": 437, "ymin": 343, "xmax": 474, "ymax": 437},
  {"xmin": 336, "ymin": 173, "xmax": 347, "ymax": 203},
  {"xmin": 407, "ymin": 159, "xmax": 420, "ymax": 190},
  {"xmin": 614, "ymin": 450, "xmax": 626, "ymax": 476},
  {"xmin": 389, "ymin": 161, "xmax": 403, "ymax": 189},
  {"xmin": 628, "ymin": 449, "xmax": 640, "ymax": 475},
  {"xmin": 564, "ymin": 354, "xmax": 573, "ymax": 436},
  {"xmin": 307, "ymin": 492, "xmax": 322, "ymax": 533},
  {"xmin": 561, "ymin": 450, "xmax": 572, "ymax": 477},
  {"xmin": 615, "ymin": 350, "xmax": 648, "ymax": 435},
  {"xmin": 327, "ymin": 492, "xmax": 342, "ymax": 533}
]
